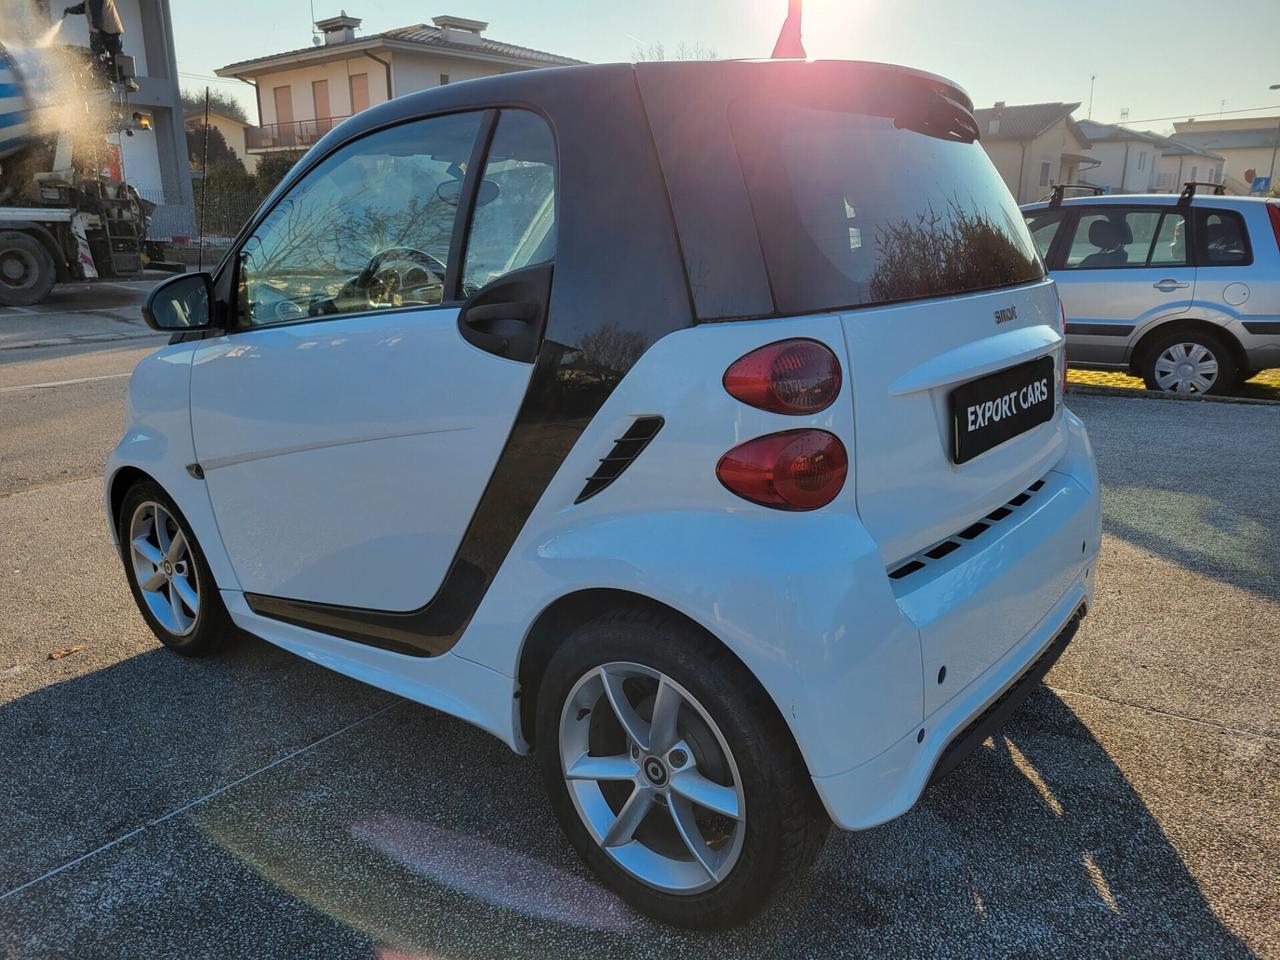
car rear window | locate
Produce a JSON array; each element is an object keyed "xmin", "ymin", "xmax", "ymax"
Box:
[{"xmin": 730, "ymin": 99, "xmax": 1043, "ymax": 316}]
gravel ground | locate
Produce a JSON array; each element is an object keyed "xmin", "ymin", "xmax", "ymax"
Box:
[{"xmin": 0, "ymin": 291, "xmax": 1277, "ymax": 958}]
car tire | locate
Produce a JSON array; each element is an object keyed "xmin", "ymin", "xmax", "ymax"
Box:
[
  {"xmin": 535, "ymin": 606, "xmax": 829, "ymax": 929},
  {"xmin": 1140, "ymin": 328, "xmax": 1238, "ymax": 396},
  {"xmin": 118, "ymin": 480, "xmax": 232, "ymax": 656},
  {"xmin": 0, "ymin": 231, "xmax": 57, "ymax": 307}
]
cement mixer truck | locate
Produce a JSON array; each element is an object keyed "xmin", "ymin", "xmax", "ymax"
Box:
[{"xmin": 0, "ymin": 37, "xmax": 151, "ymax": 307}]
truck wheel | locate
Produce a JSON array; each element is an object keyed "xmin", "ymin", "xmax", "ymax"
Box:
[
  {"xmin": 536, "ymin": 607, "xmax": 829, "ymax": 928},
  {"xmin": 0, "ymin": 231, "xmax": 57, "ymax": 307}
]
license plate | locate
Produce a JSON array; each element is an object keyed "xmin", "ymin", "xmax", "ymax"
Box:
[{"xmin": 950, "ymin": 356, "xmax": 1055, "ymax": 464}]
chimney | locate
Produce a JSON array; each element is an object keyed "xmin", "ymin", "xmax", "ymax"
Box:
[
  {"xmin": 432, "ymin": 15, "xmax": 488, "ymax": 46},
  {"xmin": 315, "ymin": 11, "xmax": 361, "ymax": 45},
  {"xmin": 989, "ymin": 101, "xmax": 1005, "ymax": 135}
]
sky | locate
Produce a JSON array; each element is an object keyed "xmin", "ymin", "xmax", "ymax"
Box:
[{"xmin": 172, "ymin": 0, "xmax": 1280, "ymax": 133}]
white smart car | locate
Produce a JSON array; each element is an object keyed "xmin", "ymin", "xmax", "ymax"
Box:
[{"xmin": 107, "ymin": 60, "xmax": 1100, "ymax": 928}]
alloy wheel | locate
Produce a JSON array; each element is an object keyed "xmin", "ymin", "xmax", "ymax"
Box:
[
  {"xmin": 559, "ymin": 662, "xmax": 747, "ymax": 895},
  {"xmin": 128, "ymin": 501, "xmax": 200, "ymax": 637},
  {"xmin": 1153, "ymin": 341, "xmax": 1219, "ymax": 394}
]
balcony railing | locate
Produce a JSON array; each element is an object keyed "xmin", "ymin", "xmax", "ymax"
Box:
[{"xmin": 246, "ymin": 116, "xmax": 350, "ymax": 152}]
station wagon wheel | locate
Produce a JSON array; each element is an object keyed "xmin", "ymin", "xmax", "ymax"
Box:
[
  {"xmin": 558, "ymin": 662, "xmax": 747, "ymax": 895},
  {"xmin": 536, "ymin": 609, "xmax": 829, "ymax": 929},
  {"xmin": 118, "ymin": 480, "xmax": 231, "ymax": 656},
  {"xmin": 1141, "ymin": 329, "xmax": 1237, "ymax": 397}
]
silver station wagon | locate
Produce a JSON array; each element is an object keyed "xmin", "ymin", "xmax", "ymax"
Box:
[{"xmin": 1022, "ymin": 185, "xmax": 1280, "ymax": 395}]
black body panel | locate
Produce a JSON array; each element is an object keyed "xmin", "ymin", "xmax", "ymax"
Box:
[{"xmin": 239, "ymin": 65, "xmax": 694, "ymax": 656}]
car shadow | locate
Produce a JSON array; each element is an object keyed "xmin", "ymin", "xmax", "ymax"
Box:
[
  {"xmin": 2, "ymin": 634, "xmax": 1250, "ymax": 958},
  {"xmin": 1068, "ymin": 395, "xmax": 1280, "ymax": 601}
]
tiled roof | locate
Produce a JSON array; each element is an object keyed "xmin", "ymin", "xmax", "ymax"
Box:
[
  {"xmin": 1172, "ymin": 128, "xmax": 1280, "ymax": 152},
  {"xmin": 1158, "ymin": 136, "xmax": 1224, "ymax": 160},
  {"xmin": 1076, "ymin": 120, "xmax": 1168, "ymax": 146},
  {"xmin": 219, "ymin": 23, "xmax": 582, "ymax": 74},
  {"xmin": 972, "ymin": 102, "xmax": 1085, "ymax": 143},
  {"xmin": 380, "ymin": 24, "xmax": 582, "ymax": 66}
]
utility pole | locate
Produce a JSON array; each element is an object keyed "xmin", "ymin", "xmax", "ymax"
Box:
[{"xmin": 1088, "ymin": 75, "xmax": 1095, "ymax": 120}]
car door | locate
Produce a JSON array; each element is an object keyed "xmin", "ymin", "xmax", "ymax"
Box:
[
  {"xmin": 1050, "ymin": 205, "xmax": 1194, "ymax": 365},
  {"xmin": 188, "ymin": 109, "xmax": 558, "ymax": 616}
]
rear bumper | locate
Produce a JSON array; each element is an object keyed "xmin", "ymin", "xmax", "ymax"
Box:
[
  {"xmin": 813, "ymin": 575, "xmax": 1092, "ymax": 830},
  {"xmin": 811, "ymin": 409, "xmax": 1100, "ymax": 830}
]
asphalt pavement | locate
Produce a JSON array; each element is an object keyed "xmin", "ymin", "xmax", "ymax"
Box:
[{"xmin": 0, "ymin": 282, "xmax": 1277, "ymax": 958}]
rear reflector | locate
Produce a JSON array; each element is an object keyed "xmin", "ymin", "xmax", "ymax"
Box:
[
  {"xmin": 723, "ymin": 339, "xmax": 841, "ymax": 414},
  {"xmin": 716, "ymin": 429, "xmax": 848, "ymax": 510}
]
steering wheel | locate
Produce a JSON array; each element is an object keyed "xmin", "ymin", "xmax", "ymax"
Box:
[{"xmin": 357, "ymin": 247, "xmax": 448, "ymax": 308}]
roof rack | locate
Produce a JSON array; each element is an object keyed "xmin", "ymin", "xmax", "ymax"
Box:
[
  {"xmin": 1045, "ymin": 183, "xmax": 1106, "ymax": 207},
  {"xmin": 1178, "ymin": 180, "xmax": 1226, "ymax": 202}
]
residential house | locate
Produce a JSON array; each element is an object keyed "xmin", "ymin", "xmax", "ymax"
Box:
[
  {"xmin": 1154, "ymin": 137, "xmax": 1226, "ymax": 193},
  {"xmin": 183, "ymin": 108, "xmax": 258, "ymax": 173},
  {"xmin": 1075, "ymin": 120, "xmax": 1169, "ymax": 194},
  {"xmin": 215, "ymin": 12, "xmax": 581, "ymax": 156},
  {"xmin": 972, "ymin": 101, "xmax": 1096, "ymax": 204},
  {"xmin": 1173, "ymin": 116, "xmax": 1280, "ymax": 193},
  {"xmin": 54, "ymin": 0, "xmax": 194, "ymax": 238}
]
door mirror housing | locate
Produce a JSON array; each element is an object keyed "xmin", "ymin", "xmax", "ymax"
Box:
[{"xmin": 142, "ymin": 272, "xmax": 215, "ymax": 331}]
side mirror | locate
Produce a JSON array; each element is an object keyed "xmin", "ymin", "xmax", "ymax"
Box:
[{"xmin": 142, "ymin": 272, "xmax": 214, "ymax": 331}]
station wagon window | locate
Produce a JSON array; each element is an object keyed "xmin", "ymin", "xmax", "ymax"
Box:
[
  {"xmin": 1024, "ymin": 209, "xmax": 1067, "ymax": 261},
  {"xmin": 462, "ymin": 110, "xmax": 557, "ymax": 293},
  {"xmin": 1196, "ymin": 210, "xmax": 1250, "ymax": 266},
  {"xmin": 1060, "ymin": 208, "xmax": 1187, "ymax": 269},
  {"xmin": 236, "ymin": 111, "xmax": 483, "ymax": 327}
]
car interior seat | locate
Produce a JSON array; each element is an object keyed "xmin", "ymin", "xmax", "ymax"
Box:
[{"xmin": 1077, "ymin": 218, "xmax": 1131, "ymax": 268}]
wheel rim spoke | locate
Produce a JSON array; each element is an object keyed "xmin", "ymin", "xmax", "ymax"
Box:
[
  {"xmin": 167, "ymin": 581, "xmax": 187, "ymax": 628},
  {"xmin": 602, "ymin": 786, "xmax": 652, "ymax": 847},
  {"xmin": 648, "ymin": 678, "xmax": 682, "ymax": 755},
  {"xmin": 132, "ymin": 536, "xmax": 163, "ymax": 567},
  {"xmin": 171, "ymin": 574, "xmax": 199, "ymax": 614},
  {"xmin": 600, "ymin": 669, "xmax": 651, "ymax": 750},
  {"xmin": 668, "ymin": 795, "xmax": 717, "ymax": 879},
  {"xmin": 166, "ymin": 530, "xmax": 187, "ymax": 564},
  {"xmin": 670, "ymin": 769, "xmax": 742, "ymax": 820},
  {"xmin": 565, "ymin": 753, "xmax": 637, "ymax": 782},
  {"xmin": 139, "ymin": 570, "xmax": 167, "ymax": 592}
]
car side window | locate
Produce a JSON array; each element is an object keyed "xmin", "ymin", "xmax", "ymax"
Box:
[
  {"xmin": 461, "ymin": 110, "xmax": 557, "ymax": 293},
  {"xmin": 236, "ymin": 111, "xmax": 484, "ymax": 327},
  {"xmin": 1062, "ymin": 208, "xmax": 1186, "ymax": 270},
  {"xmin": 1023, "ymin": 209, "xmax": 1066, "ymax": 262},
  {"xmin": 1197, "ymin": 211, "xmax": 1251, "ymax": 266}
]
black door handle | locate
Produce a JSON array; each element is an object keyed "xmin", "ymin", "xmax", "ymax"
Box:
[{"xmin": 457, "ymin": 263, "xmax": 553, "ymax": 363}]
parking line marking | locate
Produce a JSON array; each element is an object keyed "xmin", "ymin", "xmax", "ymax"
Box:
[
  {"xmin": 0, "ymin": 703, "xmax": 398, "ymax": 903},
  {"xmin": 0, "ymin": 372, "xmax": 132, "ymax": 393}
]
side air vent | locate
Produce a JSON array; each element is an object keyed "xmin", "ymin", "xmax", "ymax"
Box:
[
  {"xmin": 575, "ymin": 416, "xmax": 665, "ymax": 504},
  {"xmin": 887, "ymin": 474, "xmax": 1052, "ymax": 583}
]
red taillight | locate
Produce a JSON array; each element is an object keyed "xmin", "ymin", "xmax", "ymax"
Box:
[
  {"xmin": 716, "ymin": 429, "xmax": 848, "ymax": 511},
  {"xmin": 723, "ymin": 339, "xmax": 841, "ymax": 414},
  {"xmin": 1267, "ymin": 202, "xmax": 1280, "ymax": 252}
]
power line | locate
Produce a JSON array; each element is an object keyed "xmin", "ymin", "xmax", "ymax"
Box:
[{"xmin": 1115, "ymin": 103, "xmax": 1278, "ymax": 125}]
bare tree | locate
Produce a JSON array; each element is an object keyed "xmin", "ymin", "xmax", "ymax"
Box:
[{"xmin": 631, "ymin": 41, "xmax": 719, "ymax": 62}]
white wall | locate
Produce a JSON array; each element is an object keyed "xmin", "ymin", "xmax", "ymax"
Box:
[
  {"xmin": 1084, "ymin": 140, "xmax": 1156, "ymax": 193},
  {"xmin": 254, "ymin": 57, "xmax": 391, "ymax": 127}
]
